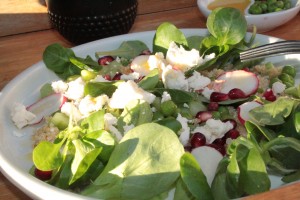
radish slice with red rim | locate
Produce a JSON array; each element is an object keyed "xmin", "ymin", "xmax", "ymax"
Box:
[{"xmin": 26, "ymin": 93, "xmax": 67, "ymax": 125}]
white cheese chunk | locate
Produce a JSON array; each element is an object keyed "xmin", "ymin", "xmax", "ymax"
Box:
[
  {"xmin": 192, "ymin": 119, "xmax": 233, "ymax": 143},
  {"xmin": 11, "ymin": 103, "xmax": 36, "ymax": 129},
  {"xmin": 64, "ymin": 78, "xmax": 85, "ymax": 101},
  {"xmin": 272, "ymin": 81, "xmax": 286, "ymax": 94},
  {"xmin": 162, "ymin": 65, "xmax": 188, "ymax": 91},
  {"xmin": 161, "ymin": 91, "xmax": 172, "ymax": 103},
  {"xmin": 104, "ymin": 113, "xmax": 122, "ymax": 141},
  {"xmin": 61, "ymin": 102, "xmax": 83, "ymax": 122},
  {"xmin": 78, "ymin": 95, "xmax": 109, "ymax": 116},
  {"xmin": 109, "ymin": 80, "xmax": 156, "ymax": 109},
  {"xmin": 51, "ymin": 80, "xmax": 68, "ymax": 94},
  {"xmin": 166, "ymin": 41, "xmax": 201, "ymax": 72},
  {"xmin": 177, "ymin": 113, "xmax": 190, "ymax": 146},
  {"xmin": 187, "ymin": 71, "xmax": 211, "ymax": 91}
]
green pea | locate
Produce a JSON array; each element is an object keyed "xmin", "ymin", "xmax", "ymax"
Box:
[
  {"xmin": 153, "ymin": 111, "xmax": 164, "ymax": 121},
  {"xmin": 218, "ymin": 106, "xmax": 229, "ymax": 116},
  {"xmin": 282, "ymin": 65, "xmax": 296, "ymax": 78},
  {"xmin": 284, "ymin": 81, "xmax": 294, "ymax": 88},
  {"xmin": 275, "ymin": 8, "xmax": 283, "ymax": 12},
  {"xmin": 249, "ymin": 4, "xmax": 263, "ymax": 14},
  {"xmin": 268, "ymin": 3, "xmax": 278, "ymax": 12},
  {"xmin": 279, "ymin": 73, "xmax": 295, "ymax": 86},
  {"xmin": 276, "ymin": 1, "xmax": 285, "ymax": 8},
  {"xmin": 259, "ymin": 3, "xmax": 268, "ymax": 12},
  {"xmin": 155, "ymin": 117, "xmax": 182, "ymax": 135},
  {"xmin": 269, "ymin": 77, "xmax": 282, "ymax": 87},
  {"xmin": 212, "ymin": 111, "xmax": 221, "ymax": 120},
  {"xmin": 152, "ymin": 97, "xmax": 162, "ymax": 112},
  {"xmin": 161, "ymin": 100, "xmax": 178, "ymax": 117},
  {"xmin": 81, "ymin": 70, "xmax": 97, "ymax": 82}
]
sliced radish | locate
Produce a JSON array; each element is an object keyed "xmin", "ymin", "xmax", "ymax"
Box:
[
  {"xmin": 26, "ymin": 93, "xmax": 67, "ymax": 125},
  {"xmin": 237, "ymin": 101, "xmax": 262, "ymax": 125},
  {"xmin": 215, "ymin": 70, "xmax": 259, "ymax": 97},
  {"xmin": 191, "ymin": 146, "xmax": 223, "ymax": 186}
]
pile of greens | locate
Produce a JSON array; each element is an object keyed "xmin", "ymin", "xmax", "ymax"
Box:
[{"xmin": 33, "ymin": 7, "xmax": 300, "ymax": 200}]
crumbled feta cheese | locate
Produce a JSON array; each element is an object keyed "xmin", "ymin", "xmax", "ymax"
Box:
[
  {"xmin": 201, "ymin": 87, "xmax": 214, "ymax": 99},
  {"xmin": 92, "ymin": 75, "xmax": 110, "ymax": 82},
  {"xmin": 272, "ymin": 81, "xmax": 286, "ymax": 95},
  {"xmin": 120, "ymin": 72, "xmax": 140, "ymax": 80},
  {"xmin": 109, "ymin": 80, "xmax": 156, "ymax": 109},
  {"xmin": 11, "ymin": 103, "xmax": 36, "ymax": 129},
  {"xmin": 192, "ymin": 119, "xmax": 233, "ymax": 143},
  {"xmin": 187, "ymin": 71, "xmax": 211, "ymax": 91},
  {"xmin": 61, "ymin": 102, "xmax": 82, "ymax": 122},
  {"xmin": 166, "ymin": 42, "xmax": 201, "ymax": 72},
  {"xmin": 161, "ymin": 91, "xmax": 171, "ymax": 103},
  {"xmin": 78, "ymin": 95, "xmax": 109, "ymax": 116},
  {"xmin": 104, "ymin": 113, "xmax": 122, "ymax": 141},
  {"xmin": 177, "ymin": 114, "xmax": 190, "ymax": 146},
  {"xmin": 162, "ymin": 65, "xmax": 188, "ymax": 91},
  {"xmin": 51, "ymin": 80, "xmax": 68, "ymax": 93},
  {"xmin": 131, "ymin": 54, "xmax": 166, "ymax": 76},
  {"xmin": 64, "ymin": 78, "xmax": 85, "ymax": 101}
]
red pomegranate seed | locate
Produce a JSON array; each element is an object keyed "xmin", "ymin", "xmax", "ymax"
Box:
[
  {"xmin": 98, "ymin": 56, "xmax": 114, "ymax": 65},
  {"xmin": 34, "ymin": 168, "xmax": 52, "ymax": 181},
  {"xmin": 228, "ymin": 88, "xmax": 247, "ymax": 99},
  {"xmin": 190, "ymin": 132, "xmax": 206, "ymax": 148},
  {"xmin": 207, "ymin": 143, "xmax": 226, "ymax": 156},
  {"xmin": 210, "ymin": 92, "xmax": 229, "ymax": 102},
  {"xmin": 112, "ymin": 73, "xmax": 122, "ymax": 80},
  {"xmin": 208, "ymin": 102, "xmax": 219, "ymax": 111},
  {"xmin": 222, "ymin": 119, "xmax": 237, "ymax": 129},
  {"xmin": 263, "ymin": 89, "xmax": 277, "ymax": 102},
  {"xmin": 213, "ymin": 137, "xmax": 226, "ymax": 146},
  {"xmin": 104, "ymin": 74, "xmax": 112, "ymax": 81},
  {"xmin": 226, "ymin": 129, "xmax": 240, "ymax": 139},
  {"xmin": 196, "ymin": 111, "xmax": 212, "ymax": 123}
]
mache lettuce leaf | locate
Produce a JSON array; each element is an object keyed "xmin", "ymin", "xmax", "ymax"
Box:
[{"xmin": 82, "ymin": 123, "xmax": 185, "ymax": 199}]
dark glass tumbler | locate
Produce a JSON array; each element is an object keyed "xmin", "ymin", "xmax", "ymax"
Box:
[{"xmin": 45, "ymin": 0, "xmax": 138, "ymax": 44}]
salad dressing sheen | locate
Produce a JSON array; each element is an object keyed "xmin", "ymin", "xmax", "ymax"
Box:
[{"xmin": 207, "ymin": 0, "xmax": 251, "ymax": 12}]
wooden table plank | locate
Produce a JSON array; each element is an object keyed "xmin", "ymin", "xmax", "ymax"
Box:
[
  {"xmin": 0, "ymin": 0, "xmax": 197, "ymax": 37},
  {"xmin": 0, "ymin": 6, "xmax": 204, "ymax": 91}
]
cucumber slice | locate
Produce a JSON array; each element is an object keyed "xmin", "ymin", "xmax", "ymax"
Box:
[{"xmin": 51, "ymin": 112, "xmax": 69, "ymax": 130}]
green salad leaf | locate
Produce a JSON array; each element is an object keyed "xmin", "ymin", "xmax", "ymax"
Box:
[
  {"xmin": 180, "ymin": 153, "xmax": 213, "ymax": 200},
  {"xmin": 96, "ymin": 40, "xmax": 149, "ymax": 59},
  {"xmin": 153, "ymin": 22, "xmax": 188, "ymax": 55},
  {"xmin": 82, "ymin": 123, "xmax": 185, "ymax": 199}
]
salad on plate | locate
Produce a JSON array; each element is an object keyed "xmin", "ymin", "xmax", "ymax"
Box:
[{"xmin": 10, "ymin": 7, "xmax": 300, "ymax": 200}]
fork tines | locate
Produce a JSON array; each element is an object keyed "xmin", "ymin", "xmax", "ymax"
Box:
[{"xmin": 240, "ymin": 40, "xmax": 300, "ymax": 62}]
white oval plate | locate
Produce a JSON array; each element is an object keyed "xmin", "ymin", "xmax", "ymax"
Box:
[
  {"xmin": 0, "ymin": 29, "xmax": 300, "ymax": 199},
  {"xmin": 197, "ymin": 0, "xmax": 300, "ymax": 32}
]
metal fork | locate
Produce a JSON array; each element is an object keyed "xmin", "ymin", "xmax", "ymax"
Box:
[{"xmin": 240, "ymin": 40, "xmax": 300, "ymax": 62}]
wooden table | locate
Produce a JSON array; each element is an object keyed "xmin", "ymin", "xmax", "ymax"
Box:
[{"xmin": 1, "ymin": 0, "xmax": 300, "ymax": 199}]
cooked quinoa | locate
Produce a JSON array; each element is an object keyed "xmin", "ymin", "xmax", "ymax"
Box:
[{"xmin": 32, "ymin": 123, "xmax": 59, "ymax": 146}]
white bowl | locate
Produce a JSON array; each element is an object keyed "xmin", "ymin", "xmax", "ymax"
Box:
[
  {"xmin": 197, "ymin": 0, "xmax": 300, "ymax": 32},
  {"xmin": 1, "ymin": 30, "xmax": 300, "ymax": 199}
]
